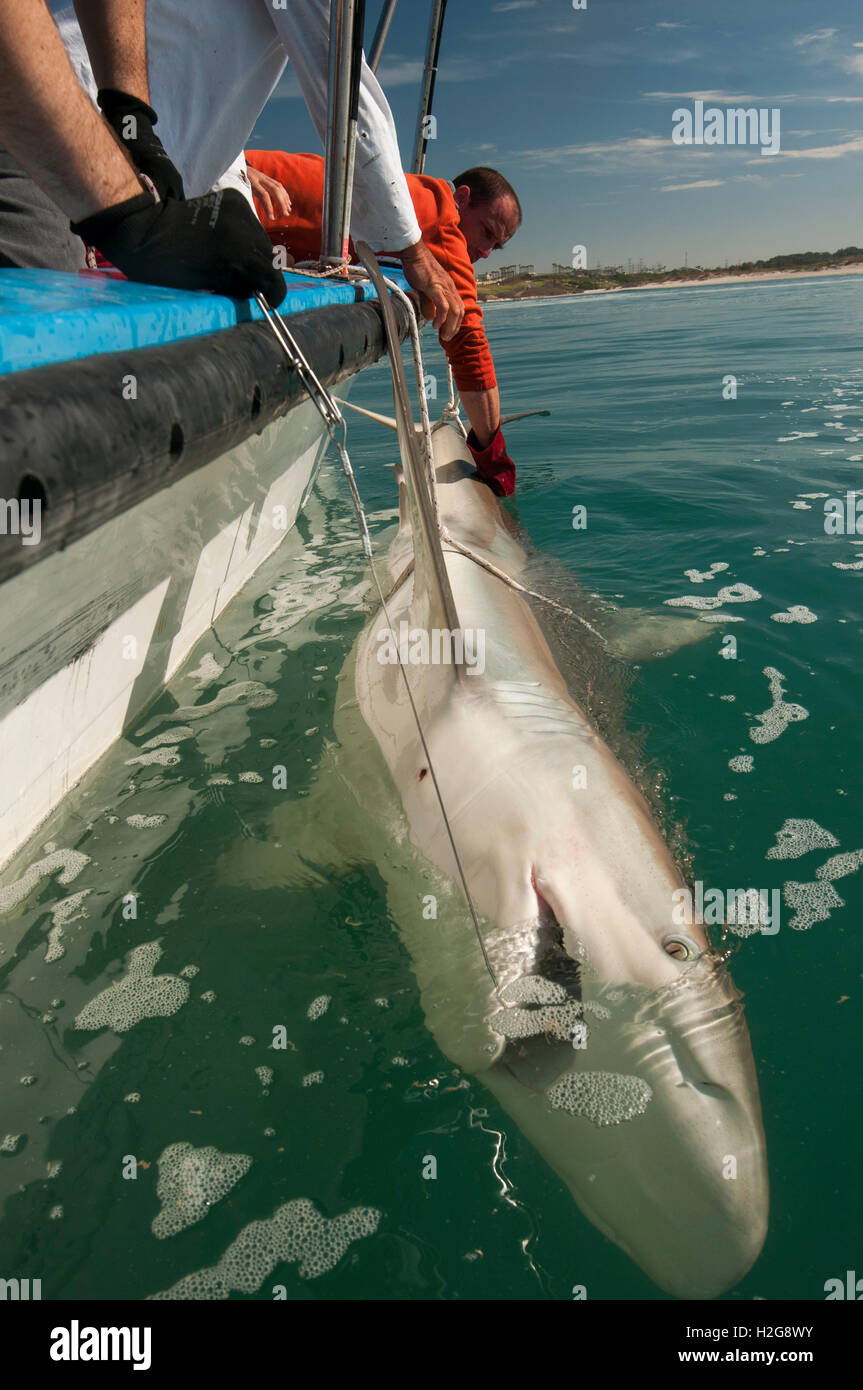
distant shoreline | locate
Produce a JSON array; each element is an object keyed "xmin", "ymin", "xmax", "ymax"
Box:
[{"xmin": 479, "ymin": 263, "xmax": 863, "ymax": 305}]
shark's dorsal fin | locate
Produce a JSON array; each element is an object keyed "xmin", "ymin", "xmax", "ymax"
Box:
[{"xmin": 355, "ymin": 243, "xmax": 463, "ymax": 656}]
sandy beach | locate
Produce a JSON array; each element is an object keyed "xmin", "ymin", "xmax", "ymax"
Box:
[{"xmin": 481, "ymin": 262, "xmax": 863, "ymax": 305}]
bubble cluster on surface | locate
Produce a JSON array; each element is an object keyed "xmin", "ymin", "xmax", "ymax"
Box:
[
  {"xmin": 238, "ymin": 772, "xmax": 263, "ymax": 783},
  {"xmin": 239, "ymin": 1036, "xmax": 255, "ymax": 1047},
  {"xmin": 547, "ymin": 1071, "xmax": 653, "ymax": 1127},
  {"xmin": 0, "ymin": 846, "xmax": 89, "ymax": 914},
  {"xmin": 816, "ymin": 849, "xmax": 863, "ymax": 883},
  {"xmin": 49, "ymin": 1206, "xmax": 63, "ymax": 1220},
  {"xmin": 749, "ymin": 667, "xmax": 809, "ymax": 745},
  {"xmin": 665, "ymin": 583, "xmax": 760, "ymax": 612},
  {"xmin": 502, "ymin": 976, "xmax": 567, "ymax": 1006},
  {"xmin": 51, "ymin": 890, "xmax": 91, "ymax": 929},
  {"xmin": 770, "ymin": 605, "xmax": 817, "ymax": 624},
  {"xmin": 149, "ymin": 1198, "xmax": 380, "ymax": 1298},
  {"xmin": 151, "ymin": 1142, "xmax": 253, "ymax": 1239},
  {"xmin": 684, "ymin": 562, "xmax": 729, "ymax": 584},
  {"xmin": 766, "ymin": 818, "xmax": 838, "ymax": 861},
  {"xmin": 180, "ymin": 965, "xmax": 199, "ymax": 979},
  {"xmin": 1, "ymin": 1134, "xmax": 22, "ymax": 1153},
  {"xmin": 124, "ymin": 1093, "xmax": 141, "ymax": 1103},
  {"xmin": 833, "ymin": 558, "xmax": 863, "ymax": 571},
  {"xmin": 45, "ymin": 925, "xmax": 65, "ymax": 963},
  {"xmin": 490, "ymin": 999, "xmax": 584, "ymax": 1041},
  {"xmin": 728, "ymin": 755, "xmax": 754, "ymax": 773},
  {"xmin": 47, "ymin": 1160, "xmax": 62, "ymax": 1178},
  {"xmin": 74, "ymin": 941, "xmax": 189, "ymax": 1033},
  {"xmin": 255, "ymin": 1066, "xmax": 273, "ymax": 1087},
  {"xmin": 783, "ymin": 880, "xmax": 843, "ymax": 931},
  {"xmin": 19, "ymin": 1075, "xmax": 36, "ymax": 1086},
  {"xmin": 125, "ymin": 814, "xmax": 167, "ymax": 829},
  {"xmin": 126, "ymin": 748, "xmax": 181, "ymax": 767},
  {"xmin": 201, "ymin": 990, "xmax": 216, "ymax": 1003},
  {"xmin": 306, "ymin": 995, "xmax": 331, "ymax": 1021},
  {"xmin": 391, "ymin": 1056, "xmax": 409, "ymax": 1067},
  {"xmin": 302, "ymin": 1071, "xmax": 324, "ymax": 1086},
  {"xmin": 142, "ymin": 727, "xmax": 195, "ymax": 749}
]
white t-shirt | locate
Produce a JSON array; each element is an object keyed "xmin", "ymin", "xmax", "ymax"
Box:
[{"xmin": 56, "ymin": 0, "xmax": 421, "ymax": 252}]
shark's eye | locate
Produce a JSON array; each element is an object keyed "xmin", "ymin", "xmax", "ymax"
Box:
[{"xmin": 664, "ymin": 935, "xmax": 700, "ymax": 962}]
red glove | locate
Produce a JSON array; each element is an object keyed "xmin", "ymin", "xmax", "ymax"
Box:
[{"xmin": 466, "ymin": 425, "xmax": 516, "ymax": 497}]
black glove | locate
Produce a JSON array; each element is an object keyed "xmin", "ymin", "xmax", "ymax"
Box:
[
  {"xmin": 98, "ymin": 88, "xmax": 185, "ymax": 201},
  {"xmin": 72, "ymin": 187, "xmax": 287, "ymax": 305}
]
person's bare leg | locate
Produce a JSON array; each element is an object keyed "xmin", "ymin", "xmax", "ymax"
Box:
[{"xmin": 0, "ymin": 0, "xmax": 140, "ymax": 221}]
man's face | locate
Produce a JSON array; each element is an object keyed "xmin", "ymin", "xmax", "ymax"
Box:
[{"xmin": 453, "ymin": 189, "xmax": 520, "ymax": 263}]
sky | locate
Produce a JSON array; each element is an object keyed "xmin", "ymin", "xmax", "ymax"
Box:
[{"xmin": 247, "ymin": 0, "xmax": 863, "ymax": 274}]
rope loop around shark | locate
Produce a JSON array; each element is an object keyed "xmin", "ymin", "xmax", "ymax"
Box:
[{"xmin": 233, "ymin": 247, "xmax": 770, "ymax": 1299}]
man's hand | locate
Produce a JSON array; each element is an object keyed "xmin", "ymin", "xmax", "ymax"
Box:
[
  {"xmin": 73, "ymin": 187, "xmax": 287, "ymax": 304},
  {"xmin": 246, "ymin": 162, "xmax": 292, "ymax": 224},
  {"xmin": 97, "ymin": 89, "xmax": 185, "ymax": 200},
  {"xmin": 396, "ymin": 238, "xmax": 464, "ymax": 341}
]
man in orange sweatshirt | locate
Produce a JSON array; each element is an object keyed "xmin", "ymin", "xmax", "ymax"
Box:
[{"xmin": 245, "ymin": 149, "xmax": 522, "ymax": 496}]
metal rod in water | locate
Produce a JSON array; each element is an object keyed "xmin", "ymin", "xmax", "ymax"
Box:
[
  {"xmin": 368, "ymin": 0, "xmax": 398, "ymax": 72},
  {"xmin": 412, "ymin": 0, "xmax": 447, "ymax": 176}
]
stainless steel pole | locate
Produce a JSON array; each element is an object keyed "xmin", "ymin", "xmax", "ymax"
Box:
[
  {"xmin": 321, "ymin": 0, "xmax": 358, "ymax": 265},
  {"xmin": 368, "ymin": 0, "xmax": 398, "ymax": 73},
  {"xmin": 412, "ymin": 0, "xmax": 447, "ymax": 175}
]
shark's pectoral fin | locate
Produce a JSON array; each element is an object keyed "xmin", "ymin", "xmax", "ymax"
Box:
[{"xmin": 601, "ymin": 606, "xmax": 732, "ymax": 662}]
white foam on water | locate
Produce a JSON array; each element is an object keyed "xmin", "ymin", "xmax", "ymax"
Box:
[
  {"xmin": 49, "ymin": 1206, "xmax": 63, "ymax": 1220},
  {"xmin": 125, "ymin": 815, "xmax": 167, "ymax": 829},
  {"xmin": 124, "ymin": 1093, "xmax": 141, "ymax": 1103},
  {"xmin": 783, "ymin": 879, "xmax": 844, "ymax": 931},
  {"xmin": 798, "ymin": 493, "xmax": 830, "ymax": 499},
  {"xmin": 753, "ymin": 547, "xmax": 767, "ymax": 556},
  {"xmin": 256, "ymin": 1066, "xmax": 273, "ymax": 1087},
  {"xmin": 208, "ymin": 775, "xmax": 233, "ymax": 785},
  {"xmin": 0, "ymin": 847, "xmax": 90, "ymax": 914},
  {"xmin": 186, "ymin": 654, "xmax": 224, "ymax": 687},
  {"xmin": 391, "ymin": 1056, "xmax": 409, "ymax": 1067},
  {"xmin": 547, "ymin": 1071, "xmax": 653, "ymax": 1127},
  {"xmin": 238, "ymin": 772, "xmax": 263, "ymax": 783},
  {"xmin": 239, "ymin": 1036, "xmax": 255, "ymax": 1046},
  {"xmin": 502, "ymin": 976, "xmax": 568, "ymax": 1006},
  {"xmin": 766, "ymin": 818, "xmax": 838, "ymax": 860},
  {"xmin": 665, "ymin": 583, "xmax": 760, "ymax": 611},
  {"xmin": 816, "ymin": 849, "xmax": 863, "ymax": 882},
  {"xmin": 44, "ymin": 925, "xmax": 65, "ymax": 963},
  {"xmin": 790, "ymin": 501, "xmax": 811, "ymax": 510},
  {"xmin": 0, "ymin": 1134, "xmax": 22, "ymax": 1153},
  {"xmin": 771, "ymin": 605, "xmax": 817, "ymax": 624},
  {"xmin": 729, "ymin": 755, "xmax": 754, "ymax": 772},
  {"xmin": 142, "ymin": 727, "xmax": 196, "ymax": 749},
  {"xmin": 19, "ymin": 1075, "xmax": 36, "ymax": 1086},
  {"xmin": 152, "ymin": 1142, "xmax": 253, "ymax": 1239},
  {"xmin": 833, "ymin": 559, "xmax": 863, "ymax": 570},
  {"xmin": 201, "ymin": 990, "xmax": 216, "ymax": 1003},
  {"xmin": 51, "ymin": 890, "xmax": 91, "ymax": 929},
  {"xmin": 126, "ymin": 748, "xmax": 181, "ymax": 767},
  {"xmin": 720, "ymin": 694, "xmax": 736, "ymax": 701},
  {"xmin": 723, "ymin": 793, "xmax": 738, "ymax": 801},
  {"xmin": 749, "ymin": 667, "xmax": 809, "ymax": 745},
  {"xmin": 302, "ymin": 1071, "xmax": 324, "ymax": 1086},
  {"xmin": 149, "ymin": 1197, "xmax": 380, "ymax": 1297},
  {"xmin": 74, "ymin": 941, "xmax": 189, "ymax": 1033},
  {"xmin": 490, "ymin": 999, "xmax": 584, "ymax": 1041},
  {"xmin": 306, "ymin": 995, "xmax": 331, "ymax": 1021},
  {"xmin": 180, "ymin": 965, "xmax": 199, "ymax": 979},
  {"xmin": 683, "ymin": 562, "xmax": 729, "ymax": 584}
]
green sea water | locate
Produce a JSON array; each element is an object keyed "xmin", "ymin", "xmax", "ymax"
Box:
[{"xmin": 1, "ymin": 275, "xmax": 861, "ymax": 1301}]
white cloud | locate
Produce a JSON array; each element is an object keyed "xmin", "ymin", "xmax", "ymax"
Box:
[
  {"xmin": 643, "ymin": 90, "xmax": 756, "ymax": 102},
  {"xmin": 661, "ymin": 179, "xmax": 725, "ymax": 192},
  {"xmin": 750, "ymin": 133, "xmax": 863, "ymax": 161},
  {"xmin": 793, "ymin": 29, "xmax": 838, "ymax": 47}
]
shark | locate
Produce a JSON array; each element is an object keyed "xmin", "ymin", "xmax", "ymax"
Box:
[{"xmin": 221, "ymin": 269, "xmax": 769, "ymax": 1299}]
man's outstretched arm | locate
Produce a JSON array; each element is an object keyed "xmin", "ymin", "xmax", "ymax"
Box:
[
  {"xmin": 0, "ymin": 0, "xmax": 141, "ymax": 220},
  {"xmin": 73, "ymin": 0, "xmax": 149, "ymax": 100}
]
